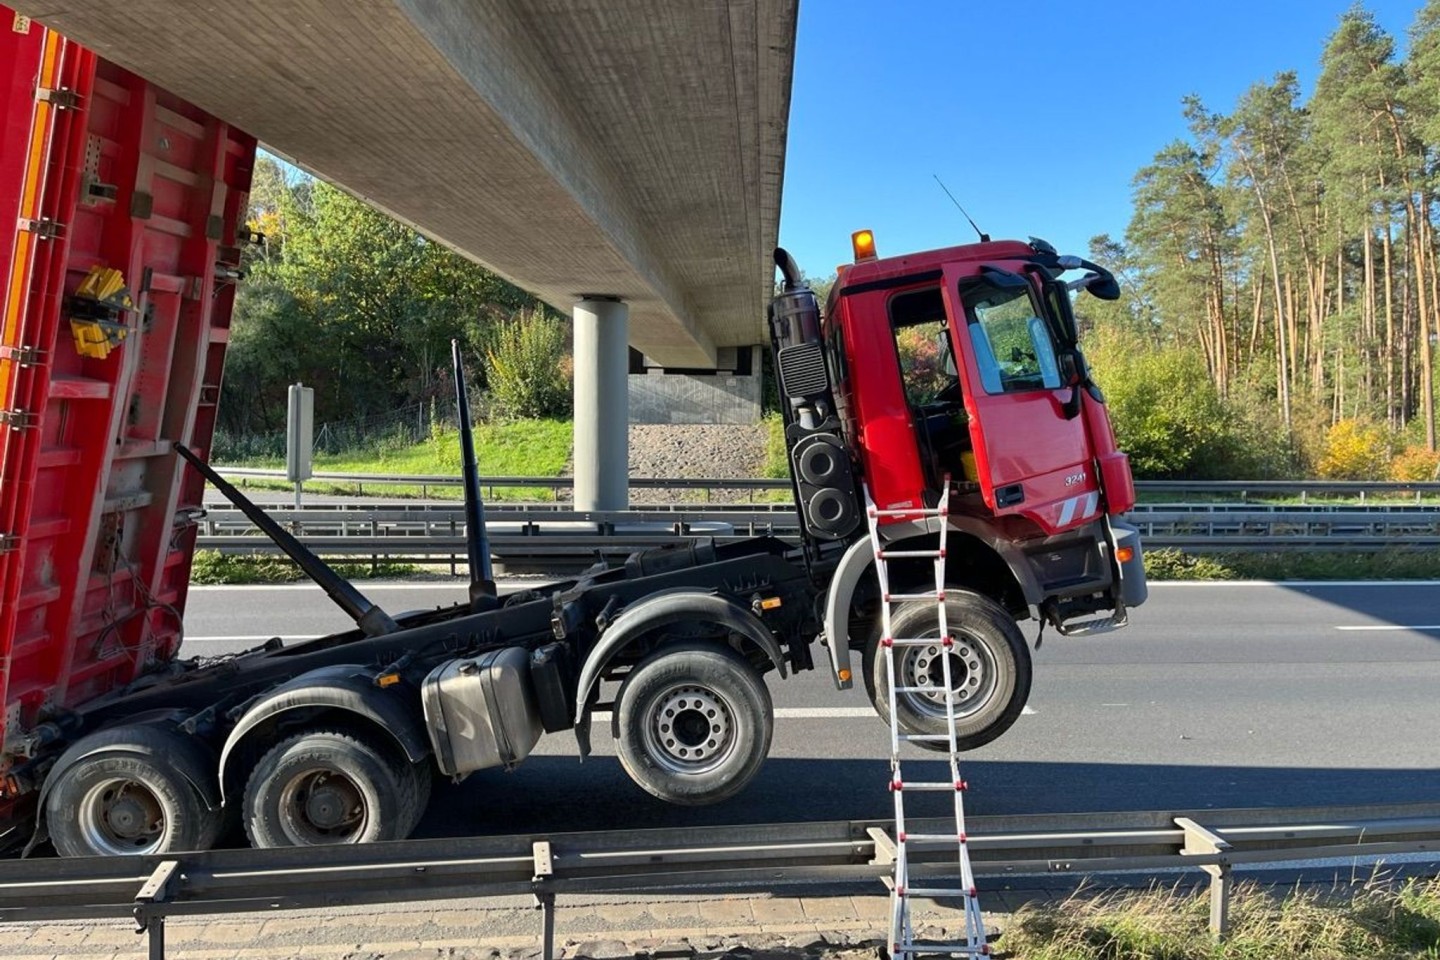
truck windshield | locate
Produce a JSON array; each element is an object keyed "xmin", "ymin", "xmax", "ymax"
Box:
[{"xmin": 960, "ymin": 280, "xmax": 1062, "ymax": 394}]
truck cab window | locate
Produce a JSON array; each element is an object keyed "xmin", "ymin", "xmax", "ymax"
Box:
[
  {"xmin": 961, "ymin": 281, "xmax": 1063, "ymax": 394},
  {"xmin": 888, "ymin": 287, "xmax": 959, "ymax": 406},
  {"xmin": 888, "ymin": 286, "xmax": 968, "ymax": 487}
]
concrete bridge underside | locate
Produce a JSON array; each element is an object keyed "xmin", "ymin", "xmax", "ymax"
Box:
[{"xmin": 15, "ymin": 0, "xmax": 798, "ymax": 507}]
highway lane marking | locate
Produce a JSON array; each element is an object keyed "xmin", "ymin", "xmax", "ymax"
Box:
[
  {"xmin": 188, "ymin": 582, "xmax": 519, "ymax": 592},
  {"xmin": 186, "ymin": 635, "xmax": 318, "ymax": 642},
  {"xmin": 156, "ymin": 668, "xmax": 1046, "ymax": 721},
  {"xmin": 1335, "ymin": 624, "xmax": 1440, "ymax": 631},
  {"xmin": 1149, "ymin": 580, "xmax": 1440, "ymax": 587},
  {"xmin": 589, "ymin": 706, "xmax": 1038, "ymax": 720},
  {"xmin": 190, "ymin": 580, "xmax": 1440, "ymax": 593}
]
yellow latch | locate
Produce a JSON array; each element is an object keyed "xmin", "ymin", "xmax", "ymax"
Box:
[{"xmin": 69, "ymin": 266, "xmax": 133, "ymax": 359}]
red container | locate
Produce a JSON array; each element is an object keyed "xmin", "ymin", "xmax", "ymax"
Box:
[{"xmin": 0, "ymin": 11, "xmax": 255, "ymax": 812}]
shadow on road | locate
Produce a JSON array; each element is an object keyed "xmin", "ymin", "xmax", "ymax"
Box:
[
  {"xmin": 1275, "ymin": 581, "xmax": 1440, "ymax": 642},
  {"xmin": 415, "ymin": 754, "xmax": 1440, "ymax": 839}
]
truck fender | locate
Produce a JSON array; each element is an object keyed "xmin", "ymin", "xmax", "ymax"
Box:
[
  {"xmin": 26, "ymin": 721, "xmax": 221, "ymax": 856},
  {"xmin": 823, "ymin": 518, "xmax": 1043, "ymax": 682},
  {"xmin": 571, "ymin": 590, "xmax": 787, "ymax": 752},
  {"xmin": 217, "ymin": 664, "xmax": 430, "ymax": 801}
]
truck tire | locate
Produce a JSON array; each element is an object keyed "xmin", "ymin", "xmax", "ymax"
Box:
[
  {"xmin": 615, "ymin": 643, "xmax": 772, "ymax": 806},
  {"xmin": 242, "ymin": 729, "xmax": 415, "ymax": 847},
  {"xmin": 863, "ymin": 591, "xmax": 1031, "ymax": 752},
  {"xmin": 46, "ymin": 752, "xmax": 221, "ymax": 857}
]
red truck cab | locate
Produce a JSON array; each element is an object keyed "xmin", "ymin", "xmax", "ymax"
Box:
[{"xmin": 825, "ymin": 234, "xmax": 1146, "ymax": 634}]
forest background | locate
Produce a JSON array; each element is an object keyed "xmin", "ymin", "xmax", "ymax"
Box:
[{"xmin": 220, "ymin": 4, "xmax": 1440, "ymax": 483}]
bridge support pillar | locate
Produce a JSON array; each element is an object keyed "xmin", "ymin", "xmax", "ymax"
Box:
[{"xmin": 573, "ymin": 297, "xmax": 629, "ymax": 511}]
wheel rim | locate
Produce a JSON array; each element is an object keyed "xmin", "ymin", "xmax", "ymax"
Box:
[
  {"xmin": 78, "ymin": 777, "xmax": 168, "ymax": 856},
  {"xmin": 276, "ymin": 767, "xmax": 368, "ymax": 845},
  {"xmin": 641, "ymin": 683, "xmax": 738, "ymax": 775},
  {"xmin": 896, "ymin": 630, "xmax": 999, "ymax": 722}
]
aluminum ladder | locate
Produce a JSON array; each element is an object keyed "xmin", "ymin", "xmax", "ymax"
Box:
[{"xmin": 866, "ymin": 482, "xmax": 988, "ymax": 957}]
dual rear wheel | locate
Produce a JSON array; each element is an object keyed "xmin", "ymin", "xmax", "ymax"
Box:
[{"xmin": 45, "ymin": 725, "xmax": 431, "ymax": 856}]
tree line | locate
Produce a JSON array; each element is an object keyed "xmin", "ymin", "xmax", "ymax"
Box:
[
  {"xmin": 219, "ymin": 157, "xmax": 571, "ymax": 453},
  {"xmin": 1082, "ymin": 3, "xmax": 1440, "ymax": 480}
]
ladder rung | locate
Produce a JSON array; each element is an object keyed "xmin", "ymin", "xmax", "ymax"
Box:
[
  {"xmin": 890, "ymin": 946, "xmax": 989, "ymax": 957},
  {"xmin": 892, "ymin": 685, "xmax": 949, "ymax": 694},
  {"xmin": 899, "ymin": 733, "xmax": 953, "ymax": 742},
  {"xmin": 894, "ymin": 781, "xmax": 968, "ymax": 792},
  {"xmin": 885, "ymin": 591, "xmax": 945, "ymax": 602},
  {"xmin": 869, "ymin": 506, "xmax": 947, "ymax": 517},
  {"xmin": 876, "ymin": 549, "xmax": 944, "ymax": 559},
  {"xmin": 900, "ymin": 886, "xmax": 979, "ymax": 899},
  {"xmin": 900, "ymin": 833, "xmax": 968, "ymax": 844},
  {"xmin": 885, "ymin": 637, "xmax": 949, "ymax": 647}
]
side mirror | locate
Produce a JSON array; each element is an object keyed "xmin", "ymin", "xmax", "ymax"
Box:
[{"xmin": 1084, "ymin": 272, "xmax": 1121, "ymax": 301}]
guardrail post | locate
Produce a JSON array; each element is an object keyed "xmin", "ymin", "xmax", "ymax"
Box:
[
  {"xmin": 133, "ymin": 859, "xmax": 178, "ymax": 960},
  {"xmin": 1176, "ymin": 817, "xmax": 1233, "ymax": 938},
  {"xmin": 532, "ymin": 840, "xmax": 556, "ymax": 960}
]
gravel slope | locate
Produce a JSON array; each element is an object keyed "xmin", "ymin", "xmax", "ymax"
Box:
[{"xmin": 557, "ymin": 423, "xmax": 771, "ymax": 504}]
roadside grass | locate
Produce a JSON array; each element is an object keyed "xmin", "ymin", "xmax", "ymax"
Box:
[
  {"xmin": 1135, "ymin": 489, "xmax": 1440, "ymax": 507},
  {"xmin": 998, "ymin": 876, "xmax": 1440, "ymax": 959},
  {"xmin": 222, "ymin": 419, "xmax": 573, "ymax": 501},
  {"xmin": 190, "ymin": 550, "xmax": 417, "ymax": 585},
  {"xmin": 756, "ymin": 411, "xmax": 795, "ymax": 503},
  {"xmin": 1144, "ymin": 547, "xmax": 1440, "ymax": 581}
]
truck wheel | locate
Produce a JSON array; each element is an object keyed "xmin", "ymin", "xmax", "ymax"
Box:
[
  {"xmin": 242, "ymin": 730, "xmax": 413, "ymax": 847},
  {"xmin": 615, "ymin": 643, "xmax": 772, "ymax": 806},
  {"xmin": 863, "ymin": 591, "xmax": 1031, "ymax": 752},
  {"xmin": 46, "ymin": 752, "xmax": 219, "ymax": 857}
]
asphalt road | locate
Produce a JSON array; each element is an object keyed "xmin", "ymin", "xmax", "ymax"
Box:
[{"xmin": 182, "ymin": 579, "xmax": 1440, "ymax": 837}]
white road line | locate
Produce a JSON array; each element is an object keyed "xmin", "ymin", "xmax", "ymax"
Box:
[
  {"xmin": 189, "ymin": 579, "xmax": 1440, "ymax": 592},
  {"xmin": 590, "ymin": 706, "xmax": 1037, "ymax": 721},
  {"xmin": 1335, "ymin": 624, "xmax": 1440, "ymax": 631},
  {"xmin": 1022, "ymin": 705, "xmax": 1037, "ymax": 715},
  {"xmin": 188, "ymin": 582, "xmax": 489, "ymax": 592},
  {"xmin": 1149, "ymin": 580, "xmax": 1440, "ymax": 587},
  {"xmin": 185, "ymin": 636, "xmax": 318, "ymax": 642}
]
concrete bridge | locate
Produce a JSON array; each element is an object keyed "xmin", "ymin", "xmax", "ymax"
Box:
[{"xmin": 13, "ymin": 0, "xmax": 798, "ymax": 506}]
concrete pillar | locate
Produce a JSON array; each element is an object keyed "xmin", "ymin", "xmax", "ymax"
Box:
[{"xmin": 573, "ymin": 297, "xmax": 629, "ymax": 511}]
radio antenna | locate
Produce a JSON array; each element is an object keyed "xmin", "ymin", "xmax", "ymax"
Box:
[{"xmin": 933, "ymin": 174, "xmax": 989, "ymax": 243}]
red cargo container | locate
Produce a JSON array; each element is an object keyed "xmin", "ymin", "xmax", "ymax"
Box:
[{"xmin": 0, "ymin": 11, "xmax": 255, "ymax": 825}]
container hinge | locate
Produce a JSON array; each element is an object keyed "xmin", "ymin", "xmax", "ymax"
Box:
[
  {"xmin": 18, "ymin": 218, "xmax": 63, "ymax": 239},
  {"xmin": 35, "ymin": 86, "xmax": 80, "ymax": 110},
  {"xmin": 0, "ymin": 533, "xmax": 18, "ymax": 554},
  {"xmin": 0, "ymin": 408, "xmax": 38, "ymax": 430},
  {"xmin": 0, "ymin": 345, "xmax": 45, "ymax": 366}
]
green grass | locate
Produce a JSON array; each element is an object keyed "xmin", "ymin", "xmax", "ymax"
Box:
[
  {"xmin": 225, "ymin": 419, "xmax": 574, "ymax": 501},
  {"xmin": 756, "ymin": 411, "xmax": 797, "ymax": 503},
  {"xmin": 190, "ymin": 550, "xmax": 417, "ymax": 585},
  {"xmin": 998, "ymin": 877, "xmax": 1440, "ymax": 959},
  {"xmin": 1144, "ymin": 548, "xmax": 1440, "ymax": 581}
]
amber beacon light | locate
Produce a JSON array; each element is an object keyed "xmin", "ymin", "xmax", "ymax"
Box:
[{"xmin": 851, "ymin": 229, "xmax": 878, "ymax": 262}]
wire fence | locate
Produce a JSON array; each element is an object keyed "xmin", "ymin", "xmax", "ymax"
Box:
[{"xmin": 212, "ymin": 392, "xmax": 488, "ymax": 462}]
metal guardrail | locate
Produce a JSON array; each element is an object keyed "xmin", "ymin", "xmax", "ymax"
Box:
[
  {"xmin": 215, "ymin": 466, "xmax": 1440, "ymax": 502},
  {"xmin": 2, "ymin": 803, "xmax": 1436, "ymax": 956},
  {"xmin": 191, "ymin": 501, "xmax": 1440, "ymax": 563}
]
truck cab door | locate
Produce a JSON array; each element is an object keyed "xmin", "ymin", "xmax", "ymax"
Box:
[{"xmin": 941, "ymin": 264, "xmax": 1099, "ymax": 534}]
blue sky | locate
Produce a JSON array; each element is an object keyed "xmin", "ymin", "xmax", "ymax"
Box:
[{"xmin": 778, "ymin": 0, "xmax": 1425, "ymax": 280}]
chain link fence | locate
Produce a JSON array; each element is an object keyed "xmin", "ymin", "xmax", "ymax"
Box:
[{"xmin": 212, "ymin": 392, "xmax": 488, "ymax": 462}]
